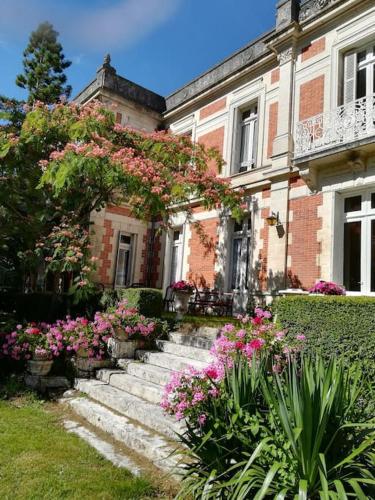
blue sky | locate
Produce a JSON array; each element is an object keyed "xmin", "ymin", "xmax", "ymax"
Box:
[{"xmin": 0, "ymin": 0, "xmax": 276, "ymax": 101}]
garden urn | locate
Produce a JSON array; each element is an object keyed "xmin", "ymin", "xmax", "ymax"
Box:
[
  {"xmin": 27, "ymin": 354, "xmax": 53, "ymax": 377},
  {"xmin": 107, "ymin": 337, "xmax": 138, "ymax": 359},
  {"xmin": 174, "ymin": 290, "xmax": 191, "ymax": 320}
]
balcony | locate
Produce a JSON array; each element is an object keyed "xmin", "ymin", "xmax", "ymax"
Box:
[{"xmin": 295, "ymin": 94, "xmax": 375, "ymax": 160}]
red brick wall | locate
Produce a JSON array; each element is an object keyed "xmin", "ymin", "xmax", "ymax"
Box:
[
  {"xmin": 267, "ymin": 102, "xmax": 278, "ymax": 159},
  {"xmin": 299, "ymin": 75, "xmax": 325, "ymax": 121},
  {"xmin": 271, "ymin": 68, "xmax": 280, "ymax": 84},
  {"xmin": 99, "ymin": 219, "xmax": 114, "ymax": 285},
  {"xmin": 287, "ymin": 193, "xmax": 323, "ymax": 290},
  {"xmin": 187, "ymin": 219, "xmax": 218, "ymax": 288},
  {"xmin": 199, "ymin": 98, "xmax": 227, "ymax": 120},
  {"xmin": 258, "ymin": 208, "xmax": 270, "ymax": 291},
  {"xmin": 197, "ymin": 127, "xmax": 225, "ymax": 173},
  {"xmin": 301, "ymin": 37, "xmax": 326, "ymax": 62}
]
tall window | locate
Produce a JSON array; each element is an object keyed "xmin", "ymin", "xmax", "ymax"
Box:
[
  {"xmin": 237, "ymin": 105, "xmax": 258, "ymax": 173},
  {"xmin": 230, "ymin": 218, "xmax": 251, "ymax": 290},
  {"xmin": 115, "ymin": 233, "xmax": 133, "ymax": 287},
  {"xmin": 343, "ymin": 44, "xmax": 375, "ymax": 103},
  {"xmin": 343, "ymin": 191, "xmax": 375, "ymax": 293},
  {"xmin": 170, "ymin": 229, "xmax": 183, "ymax": 285}
]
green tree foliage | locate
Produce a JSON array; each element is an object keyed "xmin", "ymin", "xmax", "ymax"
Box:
[{"xmin": 15, "ymin": 22, "xmax": 71, "ymax": 104}]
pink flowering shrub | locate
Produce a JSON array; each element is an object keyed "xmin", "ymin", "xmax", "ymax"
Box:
[
  {"xmin": 170, "ymin": 280, "xmax": 194, "ymax": 293},
  {"xmin": 100, "ymin": 299, "xmax": 163, "ymax": 341},
  {"xmin": 1, "ymin": 322, "xmax": 64, "ymax": 361},
  {"xmin": 309, "ymin": 280, "xmax": 346, "ymax": 296},
  {"xmin": 60, "ymin": 316, "xmax": 111, "ymax": 360},
  {"xmin": 161, "ymin": 308, "xmax": 304, "ymax": 425}
]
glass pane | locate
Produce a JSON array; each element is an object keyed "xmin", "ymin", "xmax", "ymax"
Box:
[
  {"xmin": 234, "ymin": 220, "xmax": 243, "ymax": 233},
  {"xmin": 356, "ymin": 67, "xmax": 366, "ymax": 99},
  {"xmin": 231, "ymin": 238, "xmax": 242, "ymax": 289},
  {"xmin": 242, "ymin": 109, "xmax": 251, "ymax": 120},
  {"xmin": 343, "ymin": 221, "xmax": 361, "ymax": 291},
  {"xmin": 120, "ymin": 234, "xmax": 131, "ymax": 244},
  {"xmin": 173, "ymin": 230, "xmax": 180, "ymax": 241},
  {"xmin": 240, "ymin": 123, "xmax": 250, "ymax": 164},
  {"xmin": 170, "ymin": 246, "xmax": 178, "ymax": 284},
  {"xmin": 357, "ymin": 50, "xmax": 366, "ymax": 64},
  {"xmin": 372, "ymin": 220, "xmax": 375, "ymax": 292},
  {"xmin": 115, "ymin": 248, "xmax": 130, "ymax": 287},
  {"xmin": 372, "ymin": 193, "xmax": 375, "ymax": 209},
  {"xmin": 344, "ymin": 195, "xmax": 362, "ymax": 212},
  {"xmin": 245, "ymin": 237, "xmax": 250, "ymax": 289}
]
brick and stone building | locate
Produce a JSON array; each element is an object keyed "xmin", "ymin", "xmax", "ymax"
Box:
[{"xmin": 76, "ymin": 0, "xmax": 375, "ymax": 311}]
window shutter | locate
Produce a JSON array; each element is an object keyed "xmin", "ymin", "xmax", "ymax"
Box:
[{"xmin": 343, "ymin": 52, "xmax": 357, "ymax": 104}]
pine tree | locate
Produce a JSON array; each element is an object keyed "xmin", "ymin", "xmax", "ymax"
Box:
[{"xmin": 16, "ymin": 22, "xmax": 72, "ymax": 104}]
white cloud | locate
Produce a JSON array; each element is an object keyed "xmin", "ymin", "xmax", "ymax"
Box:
[{"xmin": 0, "ymin": 0, "xmax": 182, "ymax": 52}]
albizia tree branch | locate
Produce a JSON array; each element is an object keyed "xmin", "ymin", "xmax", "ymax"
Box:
[{"xmin": 0, "ymin": 101, "xmax": 243, "ymax": 295}]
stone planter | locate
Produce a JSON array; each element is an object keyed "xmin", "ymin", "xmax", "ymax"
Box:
[
  {"xmin": 27, "ymin": 359, "xmax": 53, "ymax": 377},
  {"xmin": 107, "ymin": 337, "xmax": 138, "ymax": 359},
  {"xmin": 74, "ymin": 356, "xmax": 112, "ymax": 378},
  {"xmin": 174, "ymin": 290, "xmax": 191, "ymax": 320}
]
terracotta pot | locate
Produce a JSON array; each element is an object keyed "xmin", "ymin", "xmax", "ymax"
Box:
[
  {"xmin": 174, "ymin": 290, "xmax": 191, "ymax": 320},
  {"xmin": 107, "ymin": 337, "xmax": 138, "ymax": 359},
  {"xmin": 27, "ymin": 359, "xmax": 53, "ymax": 377}
]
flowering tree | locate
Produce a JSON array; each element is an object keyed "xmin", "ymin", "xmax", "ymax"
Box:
[{"xmin": 0, "ymin": 101, "xmax": 242, "ymax": 295}]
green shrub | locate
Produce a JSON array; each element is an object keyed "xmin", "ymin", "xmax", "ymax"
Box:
[
  {"xmin": 119, "ymin": 288, "xmax": 163, "ymax": 318},
  {"xmin": 275, "ymin": 295, "xmax": 375, "ymax": 379}
]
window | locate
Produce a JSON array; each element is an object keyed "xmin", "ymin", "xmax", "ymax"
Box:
[
  {"xmin": 343, "ymin": 44, "xmax": 375, "ymax": 103},
  {"xmin": 115, "ymin": 233, "xmax": 133, "ymax": 287},
  {"xmin": 169, "ymin": 229, "xmax": 183, "ymax": 285},
  {"xmin": 230, "ymin": 218, "xmax": 251, "ymax": 290},
  {"xmin": 343, "ymin": 191, "xmax": 375, "ymax": 293},
  {"xmin": 235, "ymin": 105, "xmax": 258, "ymax": 173}
]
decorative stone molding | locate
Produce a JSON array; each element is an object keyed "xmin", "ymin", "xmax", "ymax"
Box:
[
  {"xmin": 277, "ymin": 47, "xmax": 296, "ymax": 65},
  {"xmin": 299, "ymin": 0, "xmax": 343, "ymax": 23},
  {"xmin": 276, "ymin": 0, "xmax": 299, "ymax": 30},
  {"xmin": 300, "ymin": 165, "xmax": 319, "ymax": 192}
]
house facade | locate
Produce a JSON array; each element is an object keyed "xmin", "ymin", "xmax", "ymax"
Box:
[{"xmin": 76, "ymin": 0, "xmax": 375, "ymax": 310}]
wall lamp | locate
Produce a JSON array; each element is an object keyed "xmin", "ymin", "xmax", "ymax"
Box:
[{"xmin": 266, "ymin": 211, "xmax": 280, "ymax": 227}]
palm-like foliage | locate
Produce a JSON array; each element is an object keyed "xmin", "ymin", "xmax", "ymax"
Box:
[
  {"xmin": 175, "ymin": 355, "xmax": 375, "ymax": 499},
  {"xmin": 261, "ymin": 357, "xmax": 375, "ymax": 498}
]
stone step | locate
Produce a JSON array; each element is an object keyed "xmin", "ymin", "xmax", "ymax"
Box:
[
  {"xmin": 98, "ymin": 371, "xmax": 164, "ymax": 405},
  {"xmin": 75, "ymin": 379, "xmax": 183, "ymax": 439},
  {"xmin": 169, "ymin": 331, "xmax": 215, "ymax": 351},
  {"xmin": 63, "ymin": 419, "xmax": 143, "ymax": 476},
  {"xmin": 66, "ymin": 397, "xmax": 180, "ymax": 474},
  {"xmin": 126, "ymin": 362, "xmax": 173, "ymax": 387},
  {"xmin": 156, "ymin": 339, "xmax": 213, "ymax": 363},
  {"xmin": 136, "ymin": 350, "xmax": 208, "ymax": 372}
]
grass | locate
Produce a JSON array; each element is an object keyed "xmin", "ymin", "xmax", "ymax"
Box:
[{"xmin": 0, "ymin": 380, "xmax": 165, "ymax": 500}]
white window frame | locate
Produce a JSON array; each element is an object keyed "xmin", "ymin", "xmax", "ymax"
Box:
[
  {"xmin": 233, "ymin": 104, "xmax": 258, "ymax": 174},
  {"xmin": 342, "ymin": 190, "xmax": 375, "ymax": 295},
  {"xmin": 229, "ymin": 218, "xmax": 252, "ymax": 291},
  {"xmin": 342, "ymin": 42, "xmax": 375, "ymax": 104},
  {"xmin": 168, "ymin": 228, "xmax": 184, "ymax": 285},
  {"xmin": 114, "ymin": 232, "xmax": 134, "ymax": 288}
]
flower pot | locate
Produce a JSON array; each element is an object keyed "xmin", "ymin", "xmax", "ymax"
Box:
[
  {"xmin": 107, "ymin": 337, "xmax": 138, "ymax": 359},
  {"xmin": 174, "ymin": 290, "xmax": 191, "ymax": 320},
  {"xmin": 113, "ymin": 327, "xmax": 129, "ymax": 341},
  {"xmin": 27, "ymin": 359, "xmax": 53, "ymax": 377},
  {"xmin": 74, "ymin": 356, "xmax": 112, "ymax": 378}
]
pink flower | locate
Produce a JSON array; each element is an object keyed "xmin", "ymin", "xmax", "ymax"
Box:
[{"xmin": 296, "ymin": 334, "xmax": 306, "ymax": 341}]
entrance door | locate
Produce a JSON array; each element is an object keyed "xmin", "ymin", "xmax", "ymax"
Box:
[{"xmin": 170, "ymin": 229, "xmax": 183, "ymax": 285}]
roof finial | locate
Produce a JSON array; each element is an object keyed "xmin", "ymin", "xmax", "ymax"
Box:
[{"xmin": 104, "ymin": 53, "xmax": 111, "ymax": 65}]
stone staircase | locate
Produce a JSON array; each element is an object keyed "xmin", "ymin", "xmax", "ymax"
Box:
[{"xmin": 61, "ymin": 327, "xmax": 218, "ymax": 478}]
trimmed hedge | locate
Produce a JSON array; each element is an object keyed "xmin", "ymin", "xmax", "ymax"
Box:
[
  {"xmin": 276, "ymin": 295, "xmax": 375, "ymax": 378},
  {"xmin": 118, "ymin": 288, "xmax": 163, "ymax": 318}
]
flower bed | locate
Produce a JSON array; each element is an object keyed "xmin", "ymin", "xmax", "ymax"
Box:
[
  {"xmin": 0, "ymin": 299, "xmax": 166, "ymax": 375},
  {"xmin": 161, "ymin": 308, "xmax": 304, "ymax": 425}
]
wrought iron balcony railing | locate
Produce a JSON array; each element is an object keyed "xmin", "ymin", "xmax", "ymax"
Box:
[{"xmin": 295, "ymin": 94, "xmax": 375, "ymax": 158}]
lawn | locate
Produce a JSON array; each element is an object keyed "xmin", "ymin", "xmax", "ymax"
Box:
[{"xmin": 0, "ymin": 386, "xmax": 165, "ymax": 500}]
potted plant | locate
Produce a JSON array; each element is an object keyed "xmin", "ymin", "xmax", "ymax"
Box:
[
  {"xmin": 63, "ymin": 317, "xmax": 113, "ymax": 378},
  {"xmin": 309, "ymin": 280, "xmax": 346, "ymax": 296},
  {"xmin": 1, "ymin": 323, "xmax": 56, "ymax": 376},
  {"xmin": 171, "ymin": 280, "xmax": 194, "ymax": 320},
  {"xmin": 100, "ymin": 301, "xmax": 161, "ymax": 359}
]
